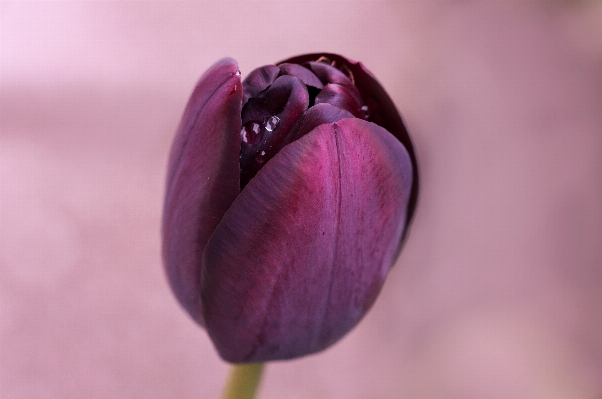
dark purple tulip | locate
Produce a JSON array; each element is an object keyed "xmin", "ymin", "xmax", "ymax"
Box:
[{"xmin": 162, "ymin": 53, "xmax": 418, "ymax": 363}]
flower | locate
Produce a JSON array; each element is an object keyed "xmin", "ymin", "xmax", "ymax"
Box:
[{"xmin": 162, "ymin": 53, "xmax": 418, "ymax": 362}]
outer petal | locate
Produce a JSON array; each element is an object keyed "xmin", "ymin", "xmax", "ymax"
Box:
[
  {"xmin": 281, "ymin": 53, "xmax": 419, "ymax": 241},
  {"xmin": 162, "ymin": 58, "xmax": 242, "ymax": 325},
  {"xmin": 201, "ymin": 118, "xmax": 413, "ymax": 362}
]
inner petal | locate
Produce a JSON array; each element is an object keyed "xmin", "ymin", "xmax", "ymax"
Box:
[{"xmin": 239, "ymin": 75, "xmax": 309, "ymax": 188}]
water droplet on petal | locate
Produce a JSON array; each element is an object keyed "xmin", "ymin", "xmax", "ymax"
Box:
[
  {"xmin": 241, "ymin": 122, "xmax": 261, "ymax": 145},
  {"xmin": 264, "ymin": 116, "xmax": 280, "ymax": 132},
  {"xmin": 260, "ymin": 150, "xmax": 266, "ymax": 156},
  {"xmin": 361, "ymin": 105, "xmax": 370, "ymax": 119},
  {"xmin": 235, "ymin": 69, "xmax": 241, "ymax": 76},
  {"xmin": 230, "ymin": 85, "xmax": 237, "ymax": 94}
]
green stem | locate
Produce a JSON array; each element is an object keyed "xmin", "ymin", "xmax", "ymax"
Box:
[{"xmin": 221, "ymin": 363, "xmax": 264, "ymax": 399}]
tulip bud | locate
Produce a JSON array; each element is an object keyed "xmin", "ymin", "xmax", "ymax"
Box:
[{"xmin": 162, "ymin": 53, "xmax": 418, "ymax": 362}]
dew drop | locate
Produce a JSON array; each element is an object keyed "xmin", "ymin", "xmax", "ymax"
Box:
[
  {"xmin": 241, "ymin": 122, "xmax": 261, "ymax": 145},
  {"xmin": 230, "ymin": 85, "xmax": 237, "ymax": 94},
  {"xmin": 260, "ymin": 150, "xmax": 266, "ymax": 156},
  {"xmin": 235, "ymin": 69, "xmax": 241, "ymax": 76},
  {"xmin": 361, "ymin": 105, "xmax": 370, "ymax": 119},
  {"xmin": 264, "ymin": 116, "xmax": 280, "ymax": 132}
]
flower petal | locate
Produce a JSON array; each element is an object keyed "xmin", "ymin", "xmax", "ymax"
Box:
[
  {"xmin": 162, "ymin": 58, "xmax": 242, "ymax": 325},
  {"xmin": 290, "ymin": 103, "xmax": 354, "ymax": 141},
  {"xmin": 281, "ymin": 53, "xmax": 419, "ymax": 236},
  {"xmin": 308, "ymin": 61, "xmax": 363, "ymax": 105},
  {"xmin": 278, "ymin": 63, "xmax": 324, "ymax": 89},
  {"xmin": 240, "ymin": 75, "xmax": 310, "ymax": 188},
  {"xmin": 314, "ymin": 83, "xmax": 363, "ymax": 118},
  {"xmin": 242, "ymin": 64, "xmax": 280, "ymax": 106},
  {"xmin": 201, "ymin": 118, "xmax": 413, "ymax": 362}
]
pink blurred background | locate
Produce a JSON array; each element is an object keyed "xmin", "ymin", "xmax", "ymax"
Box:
[{"xmin": 2, "ymin": 2, "xmax": 602, "ymax": 398}]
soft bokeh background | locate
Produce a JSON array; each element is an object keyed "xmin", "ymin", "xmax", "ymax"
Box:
[{"xmin": 2, "ymin": 2, "xmax": 601, "ymax": 398}]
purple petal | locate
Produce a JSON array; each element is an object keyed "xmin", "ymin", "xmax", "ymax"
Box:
[
  {"xmin": 242, "ymin": 64, "xmax": 280, "ymax": 105},
  {"xmin": 290, "ymin": 103, "xmax": 355, "ymax": 141},
  {"xmin": 308, "ymin": 61, "xmax": 353, "ymax": 86},
  {"xmin": 162, "ymin": 58, "xmax": 242, "ymax": 325},
  {"xmin": 307, "ymin": 61, "xmax": 363, "ymax": 105},
  {"xmin": 278, "ymin": 63, "xmax": 324, "ymax": 89},
  {"xmin": 314, "ymin": 83, "xmax": 363, "ymax": 118},
  {"xmin": 240, "ymin": 75, "xmax": 309, "ymax": 188},
  {"xmin": 201, "ymin": 118, "xmax": 413, "ymax": 362},
  {"xmin": 241, "ymin": 75, "xmax": 308, "ymax": 125},
  {"xmin": 280, "ymin": 53, "xmax": 419, "ymax": 233}
]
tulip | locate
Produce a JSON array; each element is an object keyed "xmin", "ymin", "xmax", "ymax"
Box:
[{"xmin": 162, "ymin": 53, "xmax": 418, "ymax": 363}]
